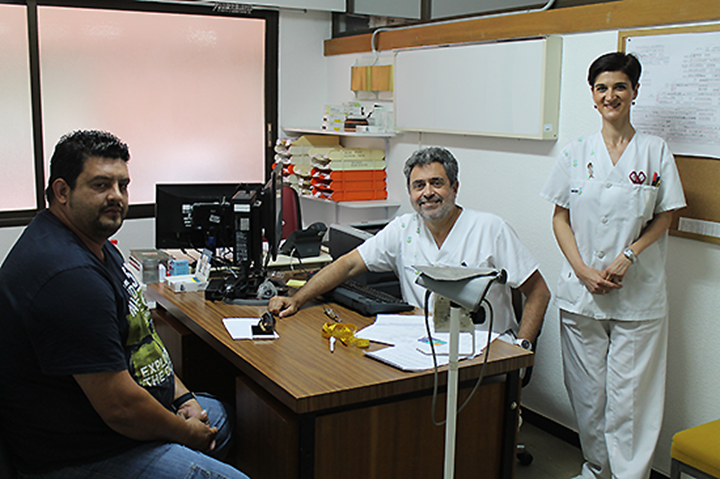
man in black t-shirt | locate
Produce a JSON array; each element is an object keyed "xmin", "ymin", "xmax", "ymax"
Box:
[{"xmin": 0, "ymin": 130, "xmax": 249, "ymax": 478}]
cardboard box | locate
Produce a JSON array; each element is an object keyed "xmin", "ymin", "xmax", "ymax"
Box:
[
  {"xmin": 164, "ymin": 275, "xmax": 208, "ymax": 293},
  {"xmin": 288, "ymin": 135, "xmax": 339, "ymax": 156},
  {"xmin": 312, "ymin": 188, "xmax": 387, "ymax": 201},
  {"xmin": 128, "ymin": 249, "xmax": 171, "ymax": 284}
]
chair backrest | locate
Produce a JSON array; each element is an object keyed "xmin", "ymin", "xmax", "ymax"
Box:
[
  {"xmin": 281, "ymin": 185, "xmax": 302, "ymax": 240},
  {"xmin": 0, "ymin": 433, "xmax": 17, "ymax": 479}
]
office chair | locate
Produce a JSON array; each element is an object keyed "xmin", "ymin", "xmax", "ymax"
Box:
[
  {"xmin": 671, "ymin": 418, "xmax": 720, "ymax": 479},
  {"xmin": 281, "ymin": 185, "xmax": 302, "ymax": 240},
  {"xmin": 0, "ymin": 433, "xmax": 17, "ymax": 479},
  {"xmin": 511, "ymin": 287, "xmax": 539, "ymax": 466}
]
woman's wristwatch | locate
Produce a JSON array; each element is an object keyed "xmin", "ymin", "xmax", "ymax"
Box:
[
  {"xmin": 623, "ymin": 247, "xmax": 637, "ymax": 264},
  {"xmin": 172, "ymin": 391, "xmax": 198, "ymax": 412}
]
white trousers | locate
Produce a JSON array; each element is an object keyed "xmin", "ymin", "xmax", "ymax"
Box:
[{"xmin": 560, "ymin": 310, "xmax": 667, "ymax": 479}]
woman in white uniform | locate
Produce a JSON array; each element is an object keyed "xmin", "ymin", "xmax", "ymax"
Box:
[{"xmin": 540, "ymin": 52, "xmax": 686, "ymax": 479}]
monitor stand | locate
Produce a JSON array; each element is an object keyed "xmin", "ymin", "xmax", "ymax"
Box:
[{"xmin": 218, "ymin": 268, "xmax": 288, "ymax": 306}]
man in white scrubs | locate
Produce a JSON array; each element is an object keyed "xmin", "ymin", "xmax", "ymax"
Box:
[{"xmin": 269, "ymin": 147, "xmax": 550, "ymax": 345}]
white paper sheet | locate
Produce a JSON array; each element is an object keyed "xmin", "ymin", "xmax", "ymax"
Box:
[
  {"xmin": 222, "ymin": 317, "xmax": 279, "ymax": 340},
  {"xmin": 627, "ymin": 31, "xmax": 720, "ymax": 158}
]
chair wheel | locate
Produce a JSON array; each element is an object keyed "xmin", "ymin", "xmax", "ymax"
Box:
[{"xmin": 517, "ymin": 450, "xmax": 533, "ymax": 466}]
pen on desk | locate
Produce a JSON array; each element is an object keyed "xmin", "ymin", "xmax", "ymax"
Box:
[
  {"xmin": 329, "ymin": 336, "xmax": 335, "ymax": 353},
  {"xmin": 324, "ymin": 307, "xmax": 342, "ymax": 322}
]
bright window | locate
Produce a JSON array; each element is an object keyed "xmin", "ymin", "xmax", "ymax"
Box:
[
  {"xmin": 0, "ymin": 2, "xmax": 275, "ymax": 224},
  {"xmin": 0, "ymin": 4, "xmax": 36, "ymax": 212},
  {"xmin": 38, "ymin": 6, "xmax": 267, "ymax": 205}
]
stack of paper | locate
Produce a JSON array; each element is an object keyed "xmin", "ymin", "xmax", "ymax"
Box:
[
  {"xmin": 356, "ymin": 314, "xmax": 499, "ymax": 372},
  {"xmin": 276, "ymin": 135, "xmax": 341, "ymax": 197}
]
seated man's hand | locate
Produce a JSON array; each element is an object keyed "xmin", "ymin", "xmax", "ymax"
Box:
[
  {"xmin": 176, "ymin": 398, "xmax": 209, "ymax": 425},
  {"xmin": 268, "ymin": 295, "xmax": 299, "ymax": 318},
  {"xmin": 185, "ymin": 416, "xmax": 218, "ymax": 452}
]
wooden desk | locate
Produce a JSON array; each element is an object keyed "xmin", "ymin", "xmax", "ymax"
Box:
[{"xmin": 147, "ymin": 282, "xmax": 533, "ymax": 479}]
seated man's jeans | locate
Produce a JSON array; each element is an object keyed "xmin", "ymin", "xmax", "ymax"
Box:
[{"xmin": 19, "ymin": 395, "xmax": 249, "ymax": 479}]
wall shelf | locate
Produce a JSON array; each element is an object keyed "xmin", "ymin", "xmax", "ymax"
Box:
[
  {"xmin": 299, "ymin": 195, "xmax": 400, "ymax": 224},
  {"xmin": 282, "ymin": 126, "xmax": 397, "ymax": 138}
]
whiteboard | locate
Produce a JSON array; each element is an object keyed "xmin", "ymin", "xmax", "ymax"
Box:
[
  {"xmin": 626, "ymin": 31, "xmax": 720, "ymax": 159},
  {"xmin": 394, "ymin": 36, "xmax": 562, "ymax": 139}
]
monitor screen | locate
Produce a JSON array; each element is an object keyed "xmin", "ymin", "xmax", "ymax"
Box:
[{"xmin": 155, "ymin": 183, "xmax": 240, "ymax": 250}]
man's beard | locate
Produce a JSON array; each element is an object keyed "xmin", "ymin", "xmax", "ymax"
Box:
[
  {"xmin": 416, "ymin": 195, "xmax": 453, "ymax": 221},
  {"xmin": 95, "ymin": 203, "xmax": 126, "ymax": 237}
]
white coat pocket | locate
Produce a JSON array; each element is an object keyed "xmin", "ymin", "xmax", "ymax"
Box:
[{"xmin": 629, "ymin": 185, "xmax": 659, "ymax": 224}]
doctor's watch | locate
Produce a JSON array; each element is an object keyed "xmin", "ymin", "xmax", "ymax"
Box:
[{"xmin": 514, "ymin": 338, "xmax": 532, "ymax": 351}]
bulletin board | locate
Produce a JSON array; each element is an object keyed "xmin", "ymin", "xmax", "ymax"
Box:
[{"xmin": 620, "ymin": 25, "xmax": 720, "ymax": 246}]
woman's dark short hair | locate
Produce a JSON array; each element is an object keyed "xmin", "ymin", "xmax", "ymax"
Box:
[
  {"xmin": 403, "ymin": 147, "xmax": 459, "ymax": 189},
  {"xmin": 587, "ymin": 52, "xmax": 642, "ymax": 88},
  {"xmin": 46, "ymin": 130, "xmax": 130, "ymax": 204}
]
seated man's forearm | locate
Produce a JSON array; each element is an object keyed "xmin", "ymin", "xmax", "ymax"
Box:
[
  {"xmin": 298, "ymin": 251, "xmax": 366, "ymax": 301},
  {"xmin": 75, "ymin": 370, "xmax": 215, "ymax": 450},
  {"xmin": 271, "ymin": 250, "xmax": 368, "ymax": 316},
  {"xmin": 516, "ymin": 270, "xmax": 551, "ymax": 343}
]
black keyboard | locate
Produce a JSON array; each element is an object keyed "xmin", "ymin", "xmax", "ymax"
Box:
[{"xmin": 330, "ymin": 279, "xmax": 414, "ymax": 316}]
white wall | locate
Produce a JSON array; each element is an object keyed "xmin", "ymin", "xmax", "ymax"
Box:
[{"xmin": 0, "ymin": 227, "xmax": 24, "ymax": 264}]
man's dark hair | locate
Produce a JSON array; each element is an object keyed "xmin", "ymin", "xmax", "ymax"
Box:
[
  {"xmin": 45, "ymin": 130, "xmax": 130, "ymax": 204},
  {"xmin": 587, "ymin": 52, "xmax": 642, "ymax": 88},
  {"xmin": 403, "ymin": 146, "xmax": 459, "ymax": 189}
]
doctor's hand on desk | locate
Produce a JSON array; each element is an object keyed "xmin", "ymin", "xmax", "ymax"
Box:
[{"xmin": 268, "ymin": 295, "xmax": 301, "ymax": 318}]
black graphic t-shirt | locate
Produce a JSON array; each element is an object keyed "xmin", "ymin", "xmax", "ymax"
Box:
[
  {"xmin": 0, "ymin": 211, "xmax": 174, "ymax": 474},
  {"xmin": 118, "ymin": 261, "xmax": 174, "ymax": 407}
]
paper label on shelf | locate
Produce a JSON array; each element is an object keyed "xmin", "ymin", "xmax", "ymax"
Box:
[
  {"xmin": 327, "ymin": 148, "xmax": 385, "ymax": 161},
  {"xmin": 327, "ymin": 159, "xmax": 386, "ymax": 171}
]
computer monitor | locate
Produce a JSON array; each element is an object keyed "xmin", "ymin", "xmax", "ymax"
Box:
[
  {"xmin": 261, "ymin": 163, "xmax": 283, "ymax": 264},
  {"xmin": 328, "ymin": 224, "xmax": 373, "ymax": 260},
  {"xmin": 155, "ymin": 183, "xmax": 240, "ymax": 250},
  {"xmin": 328, "ymin": 222, "xmax": 400, "ymax": 295},
  {"xmin": 155, "ymin": 167, "xmax": 283, "ymax": 302}
]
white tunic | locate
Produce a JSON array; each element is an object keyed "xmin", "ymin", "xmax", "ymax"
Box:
[
  {"xmin": 357, "ymin": 209, "xmax": 540, "ymax": 335},
  {"xmin": 540, "ymin": 132, "xmax": 686, "ymax": 320}
]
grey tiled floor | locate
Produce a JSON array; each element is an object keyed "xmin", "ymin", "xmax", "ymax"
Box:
[{"xmin": 515, "ymin": 421, "xmax": 585, "ymax": 479}]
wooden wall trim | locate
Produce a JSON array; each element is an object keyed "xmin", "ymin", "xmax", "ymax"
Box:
[{"xmin": 324, "ymin": 0, "xmax": 720, "ymax": 56}]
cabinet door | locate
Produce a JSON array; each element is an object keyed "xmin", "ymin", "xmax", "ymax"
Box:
[
  {"xmin": 354, "ymin": 0, "xmax": 421, "ymax": 18},
  {"xmin": 153, "ymin": 308, "xmax": 238, "ymax": 404}
]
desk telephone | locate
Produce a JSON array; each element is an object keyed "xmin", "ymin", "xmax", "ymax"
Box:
[{"xmin": 279, "ymin": 222, "xmax": 327, "ymax": 258}]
